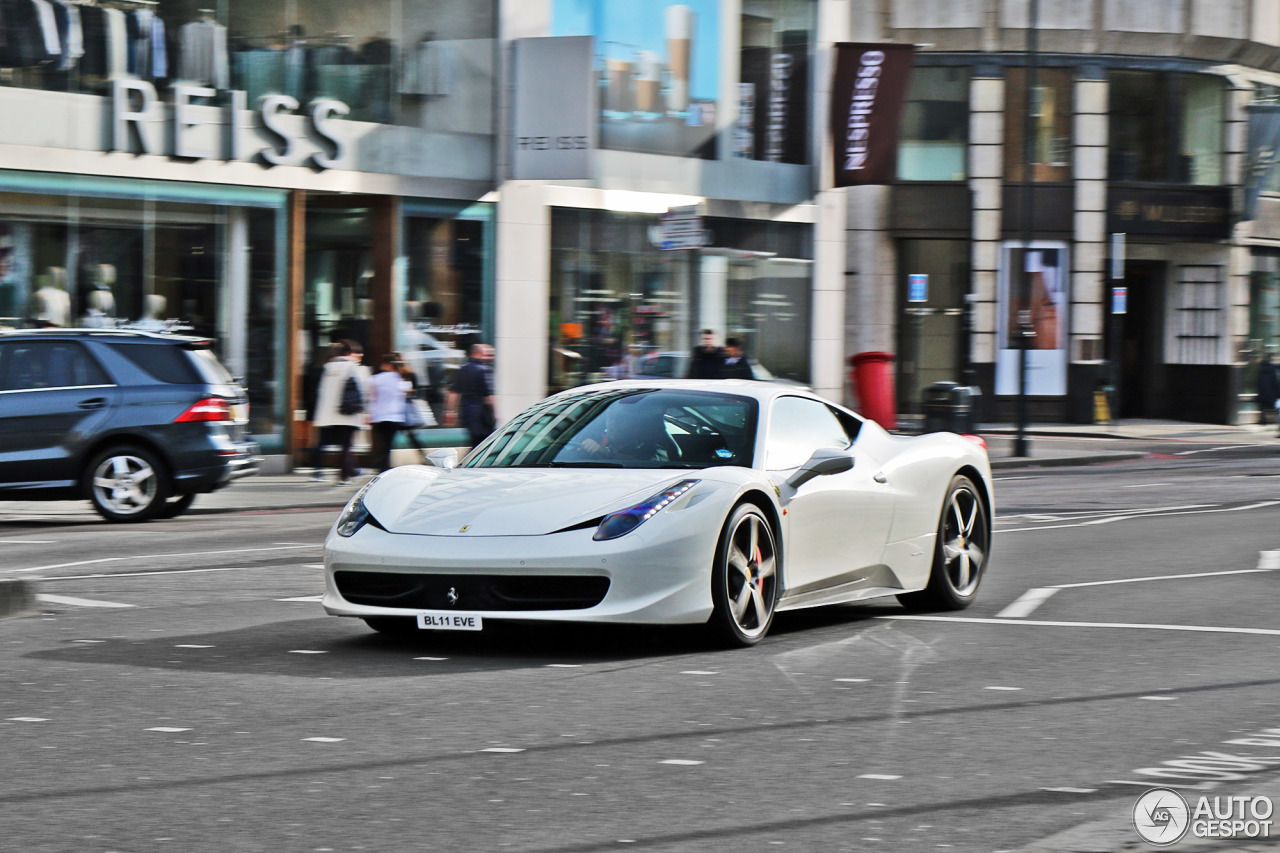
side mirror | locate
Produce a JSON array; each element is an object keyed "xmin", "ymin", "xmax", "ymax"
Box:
[
  {"xmin": 785, "ymin": 447, "xmax": 855, "ymax": 490},
  {"xmin": 426, "ymin": 448, "xmax": 458, "ymax": 469}
]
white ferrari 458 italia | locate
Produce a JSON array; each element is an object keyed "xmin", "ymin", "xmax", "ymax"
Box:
[{"xmin": 323, "ymin": 380, "xmax": 994, "ymax": 646}]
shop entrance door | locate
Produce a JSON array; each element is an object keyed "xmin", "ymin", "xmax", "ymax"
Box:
[
  {"xmin": 896, "ymin": 240, "xmax": 970, "ymax": 415},
  {"xmin": 1116, "ymin": 261, "xmax": 1167, "ymax": 418}
]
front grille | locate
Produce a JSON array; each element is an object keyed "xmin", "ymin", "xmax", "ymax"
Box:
[{"xmin": 335, "ymin": 571, "xmax": 610, "ymax": 611}]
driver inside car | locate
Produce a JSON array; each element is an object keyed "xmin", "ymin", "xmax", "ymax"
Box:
[{"xmin": 572, "ymin": 400, "xmax": 677, "ymax": 464}]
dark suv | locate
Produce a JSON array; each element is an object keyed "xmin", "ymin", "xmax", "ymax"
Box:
[{"xmin": 0, "ymin": 329, "xmax": 259, "ymax": 521}]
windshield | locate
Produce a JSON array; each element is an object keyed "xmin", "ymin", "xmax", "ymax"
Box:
[{"xmin": 463, "ymin": 388, "xmax": 758, "ymax": 470}]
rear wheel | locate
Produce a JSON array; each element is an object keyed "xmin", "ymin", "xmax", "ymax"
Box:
[
  {"xmin": 708, "ymin": 503, "xmax": 778, "ymax": 646},
  {"xmin": 85, "ymin": 445, "xmax": 170, "ymax": 523},
  {"xmin": 898, "ymin": 474, "xmax": 989, "ymax": 611}
]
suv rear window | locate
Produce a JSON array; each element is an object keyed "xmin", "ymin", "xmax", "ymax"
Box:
[{"xmin": 111, "ymin": 343, "xmax": 202, "ymax": 385}]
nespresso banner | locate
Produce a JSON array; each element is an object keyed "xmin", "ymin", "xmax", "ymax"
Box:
[{"xmin": 830, "ymin": 43, "xmax": 915, "ymax": 187}]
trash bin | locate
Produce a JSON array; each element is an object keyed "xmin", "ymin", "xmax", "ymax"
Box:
[
  {"xmin": 921, "ymin": 381, "xmax": 981, "ymax": 434},
  {"xmin": 849, "ymin": 352, "xmax": 897, "ymax": 430}
]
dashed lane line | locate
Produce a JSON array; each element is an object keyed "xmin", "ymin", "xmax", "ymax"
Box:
[
  {"xmin": 3, "ymin": 545, "xmax": 319, "ymax": 575},
  {"xmin": 882, "ymin": 614, "xmax": 1280, "ymax": 637},
  {"xmin": 35, "ymin": 594, "xmax": 134, "ymax": 609}
]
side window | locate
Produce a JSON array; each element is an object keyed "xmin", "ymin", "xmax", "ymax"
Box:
[
  {"xmin": 0, "ymin": 342, "xmax": 109, "ymax": 391},
  {"xmin": 765, "ymin": 397, "xmax": 852, "ymax": 470}
]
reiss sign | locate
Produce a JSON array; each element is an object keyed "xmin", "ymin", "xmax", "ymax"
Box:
[{"xmin": 110, "ymin": 80, "xmax": 349, "ymax": 170}]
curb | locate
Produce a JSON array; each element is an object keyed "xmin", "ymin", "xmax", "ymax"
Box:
[{"xmin": 0, "ymin": 579, "xmax": 36, "ymax": 619}]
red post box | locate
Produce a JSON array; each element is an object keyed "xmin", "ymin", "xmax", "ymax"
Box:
[{"xmin": 848, "ymin": 352, "xmax": 897, "ymax": 431}]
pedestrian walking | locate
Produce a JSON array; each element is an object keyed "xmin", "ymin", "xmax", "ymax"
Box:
[
  {"xmin": 445, "ymin": 343, "xmax": 496, "ymax": 446},
  {"xmin": 309, "ymin": 339, "xmax": 372, "ymax": 484},
  {"xmin": 369, "ymin": 354, "xmax": 410, "ymax": 473},
  {"xmin": 1257, "ymin": 353, "xmax": 1280, "ymax": 432},
  {"xmin": 689, "ymin": 329, "xmax": 724, "ymax": 379},
  {"xmin": 721, "ymin": 336, "xmax": 754, "ymax": 379},
  {"xmin": 394, "ymin": 354, "xmax": 430, "ymax": 463}
]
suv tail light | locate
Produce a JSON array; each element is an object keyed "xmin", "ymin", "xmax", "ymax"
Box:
[{"xmin": 175, "ymin": 397, "xmax": 231, "ymax": 423}]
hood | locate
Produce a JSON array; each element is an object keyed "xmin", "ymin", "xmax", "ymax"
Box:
[{"xmin": 363, "ymin": 467, "xmax": 699, "ymax": 536}]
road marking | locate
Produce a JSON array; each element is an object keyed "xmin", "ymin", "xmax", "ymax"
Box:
[
  {"xmin": 288, "ymin": 650, "xmax": 328, "ymax": 655},
  {"xmin": 414, "ymin": 657, "xmax": 448, "ymax": 661},
  {"xmin": 1, "ymin": 539, "xmax": 54, "ymax": 544},
  {"xmin": 146, "ymin": 727, "xmax": 192, "ymax": 733},
  {"xmin": 303, "ymin": 737, "xmax": 345, "ymax": 743},
  {"xmin": 175, "ymin": 645, "xmax": 214, "ymax": 649},
  {"xmin": 996, "ymin": 587, "xmax": 1059, "ymax": 618},
  {"xmin": 39, "ymin": 566, "xmax": 313, "ymax": 582},
  {"xmin": 1001, "ymin": 501, "xmax": 1279, "ymax": 533},
  {"xmin": 1041, "ymin": 787, "xmax": 1096, "ymax": 794},
  {"xmin": 1053, "ymin": 567, "xmax": 1277, "ymax": 590},
  {"xmin": 35, "ymin": 594, "xmax": 134, "ymax": 609},
  {"xmin": 1175, "ymin": 444, "xmax": 1270, "ymax": 456},
  {"xmin": 545, "ymin": 664, "xmax": 582, "ymax": 668},
  {"xmin": 835, "ymin": 678, "xmax": 869, "ymax": 683},
  {"xmin": 1121, "ymin": 483, "xmax": 1171, "ymax": 488},
  {"xmin": 276, "ymin": 595, "xmax": 323, "ymax": 602},
  {"xmin": 4, "ymin": 558, "xmax": 124, "ymax": 574},
  {"xmin": 481, "ymin": 748, "xmax": 526, "ymax": 753},
  {"xmin": 984, "ymin": 686, "xmax": 1023, "ymax": 691},
  {"xmin": 681, "ymin": 670, "xmax": 717, "ymax": 675},
  {"xmin": 660, "ymin": 759, "xmax": 704, "ymax": 765},
  {"xmin": 881, "ymin": 615, "xmax": 1280, "ymax": 637},
  {"xmin": 1141, "ymin": 696, "xmax": 1177, "ymax": 701},
  {"xmin": 4, "ymin": 545, "xmax": 318, "ymax": 575},
  {"xmin": 1260, "ymin": 550, "xmax": 1280, "ymax": 570},
  {"xmin": 858, "ymin": 774, "xmax": 902, "ymax": 780},
  {"xmin": 7, "ymin": 717, "xmax": 49, "ymax": 722}
]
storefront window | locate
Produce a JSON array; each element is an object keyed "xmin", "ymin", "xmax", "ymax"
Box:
[
  {"xmin": 734, "ymin": 0, "xmax": 814, "ymax": 164},
  {"xmin": 897, "ymin": 66, "xmax": 969, "ymax": 181},
  {"xmin": 1004, "ymin": 67, "xmax": 1073, "ymax": 183},
  {"xmin": 551, "ymin": 0, "xmax": 721, "ymax": 159},
  {"xmin": 1109, "ymin": 71, "xmax": 1225, "ymax": 185},
  {"xmin": 0, "ymin": 0, "xmax": 496, "ymax": 130},
  {"xmin": 0, "ymin": 183, "xmax": 283, "ymax": 444},
  {"xmin": 548, "ymin": 208, "xmax": 812, "ymax": 392},
  {"xmin": 399, "ymin": 205, "xmax": 493, "ymax": 420}
]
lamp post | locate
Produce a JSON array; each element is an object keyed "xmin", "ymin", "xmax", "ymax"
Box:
[{"xmin": 1014, "ymin": 0, "xmax": 1039, "ymax": 458}]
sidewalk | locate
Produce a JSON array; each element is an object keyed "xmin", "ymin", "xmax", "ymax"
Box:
[{"xmin": 977, "ymin": 419, "xmax": 1277, "ymax": 470}]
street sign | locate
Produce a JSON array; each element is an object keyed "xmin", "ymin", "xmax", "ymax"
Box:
[
  {"xmin": 658, "ymin": 206, "xmax": 708, "ymax": 250},
  {"xmin": 1112, "ymin": 286, "xmax": 1128, "ymax": 315},
  {"xmin": 908, "ymin": 273, "xmax": 928, "ymax": 303}
]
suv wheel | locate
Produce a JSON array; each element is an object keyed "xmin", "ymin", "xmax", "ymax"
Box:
[{"xmin": 85, "ymin": 445, "xmax": 170, "ymax": 522}]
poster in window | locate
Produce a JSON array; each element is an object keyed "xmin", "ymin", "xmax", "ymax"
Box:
[{"xmin": 996, "ymin": 241, "xmax": 1068, "ymax": 396}]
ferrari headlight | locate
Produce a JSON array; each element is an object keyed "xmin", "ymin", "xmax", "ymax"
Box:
[
  {"xmin": 593, "ymin": 479, "xmax": 699, "ymax": 542},
  {"xmin": 336, "ymin": 478, "xmax": 379, "ymax": 537}
]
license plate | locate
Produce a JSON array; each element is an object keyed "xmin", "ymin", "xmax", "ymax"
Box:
[
  {"xmin": 230, "ymin": 403, "xmax": 249, "ymax": 422},
  {"xmin": 416, "ymin": 611, "xmax": 483, "ymax": 631}
]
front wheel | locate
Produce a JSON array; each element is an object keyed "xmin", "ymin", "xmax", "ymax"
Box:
[
  {"xmin": 156, "ymin": 492, "xmax": 197, "ymax": 519},
  {"xmin": 708, "ymin": 504, "xmax": 778, "ymax": 646},
  {"xmin": 85, "ymin": 445, "xmax": 170, "ymax": 523},
  {"xmin": 898, "ymin": 474, "xmax": 989, "ymax": 611}
]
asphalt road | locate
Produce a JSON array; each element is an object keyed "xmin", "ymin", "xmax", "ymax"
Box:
[{"xmin": 2, "ymin": 444, "xmax": 1278, "ymax": 853}]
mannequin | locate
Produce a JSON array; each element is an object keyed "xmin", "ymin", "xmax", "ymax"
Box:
[
  {"xmin": 135, "ymin": 293, "xmax": 167, "ymax": 330},
  {"xmin": 81, "ymin": 264, "xmax": 117, "ymax": 328},
  {"xmin": 32, "ymin": 267, "xmax": 72, "ymax": 328}
]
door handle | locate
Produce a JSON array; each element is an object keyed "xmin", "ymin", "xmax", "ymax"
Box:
[
  {"xmin": 873, "ymin": 472, "xmax": 888, "ymax": 484},
  {"xmin": 77, "ymin": 398, "xmax": 107, "ymax": 410}
]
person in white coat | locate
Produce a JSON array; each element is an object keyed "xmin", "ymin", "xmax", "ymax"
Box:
[{"xmin": 308, "ymin": 340, "xmax": 373, "ymax": 484}]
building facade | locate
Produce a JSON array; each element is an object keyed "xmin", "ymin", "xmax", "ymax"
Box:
[{"xmin": 846, "ymin": 0, "xmax": 1280, "ymax": 424}]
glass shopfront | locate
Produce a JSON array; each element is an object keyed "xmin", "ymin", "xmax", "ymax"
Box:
[
  {"xmin": 0, "ymin": 0, "xmax": 496, "ymax": 131},
  {"xmin": 548, "ymin": 208, "xmax": 811, "ymax": 392},
  {"xmin": 897, "ymin": 66, "xmax": 969, "ymax": 181},
  {"xmin": 0, "ymin": 173, "xmax": 285, "ymax": 445},
  {"xmin": 1004, "ymin": 67, "xmax": 1073, "ymax": 183},
  {"xmin": 1109, "ymin": 71, "xmax": 1225, "ymax": 185}
]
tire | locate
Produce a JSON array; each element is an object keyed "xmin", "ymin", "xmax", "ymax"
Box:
[
  {"xmin": 156, "ymin": 492, "xmax": 197, "ymax": 519},
  {"xmin": 85, "ymin": 445, "xmax": 170, "ymax": 523},
  {"xmin": 708, "ymin": 503, "xmax": 779, "ymax": 647},
  {"xmin": 898, "ymin": 474, "xmax": 990, "ymax": 611},
  {"xmin": 362, "ymin": 617, "xmax": 422, "ymax": 637}
]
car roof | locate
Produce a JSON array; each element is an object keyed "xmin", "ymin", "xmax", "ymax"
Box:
[
  {"xmin": 562, "ymin": 378, "xmax": 843, "ymax": 408},
  {"xmin": 0, "ymin": 328, "xmax": 212, "ymax": 346}
]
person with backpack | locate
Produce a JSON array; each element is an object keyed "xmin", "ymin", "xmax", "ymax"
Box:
[{"xmin": 308, "ymin": 339, "xmax": 372, "ymax": 484}]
